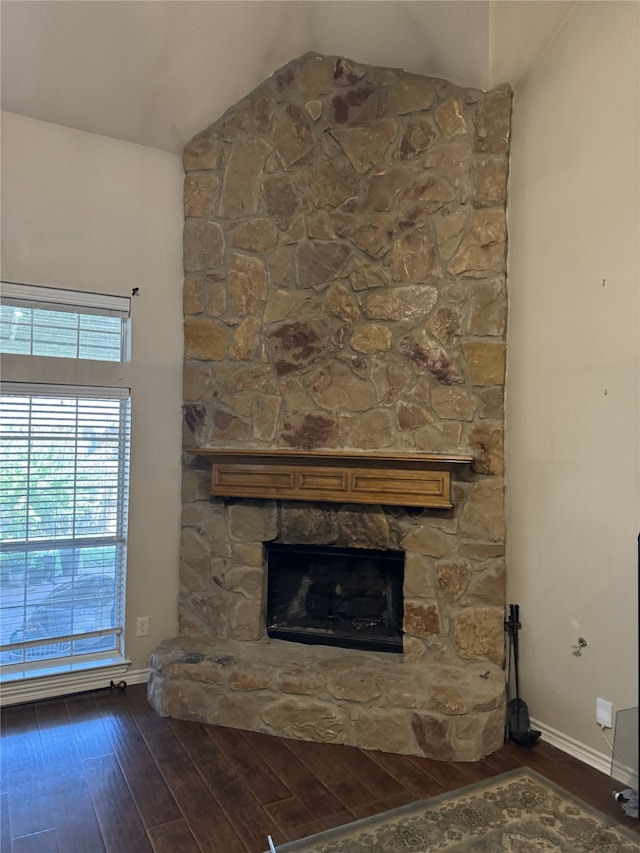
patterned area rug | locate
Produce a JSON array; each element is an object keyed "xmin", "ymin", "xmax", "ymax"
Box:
[{"xmin": 272, "ymin": 768, "xmax": 640, "ymax": 852}]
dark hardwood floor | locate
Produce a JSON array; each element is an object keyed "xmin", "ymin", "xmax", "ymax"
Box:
[{"xmin": 0, "ymin": 682, "xmax": 636, "ymax": 852}]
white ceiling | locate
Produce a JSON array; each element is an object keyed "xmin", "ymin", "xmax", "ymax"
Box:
[{"xmin": 0, "ymin": 0, "xmax": 574, "ymax": 154}]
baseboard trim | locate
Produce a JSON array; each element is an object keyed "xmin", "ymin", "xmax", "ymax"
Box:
[
  {"xmin": 530, "ymin": 716, "xmax": 637, "ymax": 788},
  {"xmin": 0, "ymin": 664, "xmax": 150, "ymax": 706}
]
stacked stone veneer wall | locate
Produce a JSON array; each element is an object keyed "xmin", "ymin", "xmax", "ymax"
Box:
[{"xmin": 149, "ymin": 53, "xmax": 512, "ymax": 761}]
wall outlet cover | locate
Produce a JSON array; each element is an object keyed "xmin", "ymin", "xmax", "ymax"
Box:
[{"xmin": 596, "ymin": 697, "xmax": 613, "ymax": 728}]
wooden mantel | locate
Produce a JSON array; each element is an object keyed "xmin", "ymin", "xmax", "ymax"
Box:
[{"xmin": 187, "ymin": 448, "xmax": 473, "ymax": 509}]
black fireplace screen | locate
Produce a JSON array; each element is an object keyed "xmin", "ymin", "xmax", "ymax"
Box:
[{"xmin": 266, "ymin": 542, "xmax": 404, "ymax": 653}]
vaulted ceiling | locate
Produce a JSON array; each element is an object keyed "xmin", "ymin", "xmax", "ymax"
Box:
[{"xmin": 0, "ymin": 0, "xmax": 574, "ymax": 153}]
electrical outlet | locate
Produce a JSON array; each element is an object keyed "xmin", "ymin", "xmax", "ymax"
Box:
[
  {"xmin": 596, "ymin": 697, "xmax": 613, "ymax": 728},
  {"xmin": 136, "ymin": 616, "xmax": 150, "ymax": 637}
]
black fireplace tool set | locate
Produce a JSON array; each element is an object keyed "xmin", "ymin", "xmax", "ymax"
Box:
[{"xmin": 505, "ymin": 603, "xmax": 541, "ymax": 747}]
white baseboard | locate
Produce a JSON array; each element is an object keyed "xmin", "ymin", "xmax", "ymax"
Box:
[
  {"xmin": 531, "ymin": 716, "xmax": 639, "ymax": 789},
  {"xmin": 0, "ymin": 663, "xmax": 150, "ymax": 706}
]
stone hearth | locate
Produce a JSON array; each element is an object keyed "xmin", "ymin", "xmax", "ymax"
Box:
[{"xmin": 148, "ymin": 53, "xmax": 511, "ymax": 761}]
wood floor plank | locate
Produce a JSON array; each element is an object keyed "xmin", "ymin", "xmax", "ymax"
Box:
[
  {"xmin": 262, "ymin": 796, "xmax": 315, "ymax": 833},
  {"xmin": 35, "ymin": 699, "xmax": 70, "ymax": 735},
  {"xmin": 240, "ymin": 730, "xmax": 345, "ymax": 820},
  {"xmin": 65, "ymin": 696, "xmax": 114, "ymax": 760},
  {"xmin": 97, "ymin": 691, "xmax": 181, "ymax": 828},
  {"xmin": 1, "ymin": 792, "xmax": 12, "ymax": 852},
  {"xmin": 146, "ymin": 818, "xmax": 201, "ymax": 853},
  {"xmin": 170, "ymin": 718, "xmax": 284, "ymax": 852},
  {"xmin": 4, "ymin": 726, "xmax": 54, "ymax": 839},
  {"xmin": 208, "ymin": 726, "xmax": 292, "ymax": 806},
  {"xmin": 367, "ymin": 750, "xmax": 445, "ymax": 799},
  {"xmin": 285, "ymin": 738, "xmax": 377, "ymax": 809},
  {"xmin": 12, "ymin": 829, "xmax": 59, "ymax": 853},
  {"xmin": 82, "ymin": 754, "xmax": 152, "ymax": 853},
  {"xmin": 144, "ymin": 728, "xmax": 248, "ymax": 853},
  {"xmin": 38, "ymin": 731, "xmax": 106, "ymax": 853}
]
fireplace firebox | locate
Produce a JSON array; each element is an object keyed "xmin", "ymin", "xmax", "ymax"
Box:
[{"xmin": 266, "ymin": 542, "xmax": 404, "ymax": 653}]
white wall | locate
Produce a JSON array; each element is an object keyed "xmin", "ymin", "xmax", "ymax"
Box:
[
  {"xmin": 507, "ymin": 1, "xmax": 640, "ymax": 761},
  {"xmin": 1, "ymin": 111, "xmax": 184, "ymax": 674}
]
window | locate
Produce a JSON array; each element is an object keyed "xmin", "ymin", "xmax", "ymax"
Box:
[{"xmin": 0, "ymin": 283, "xmax": 131, "ymax": 679}]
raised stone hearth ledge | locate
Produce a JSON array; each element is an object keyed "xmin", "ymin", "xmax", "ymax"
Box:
[
  {"xmin": 188, "ymin": 447, "xmax": 473, "ymax": 508},
  {"xmin": 148, "ymin": 636, "xmax": 506, "ymax": 762}
]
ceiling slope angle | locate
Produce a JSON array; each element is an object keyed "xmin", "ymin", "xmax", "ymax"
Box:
[{"xmin": 0, "ymin": 0, "xmax": 572, "ymax": 153}]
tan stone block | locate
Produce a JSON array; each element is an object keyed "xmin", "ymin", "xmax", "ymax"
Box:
[
  {"xmin": 220, "ymin": 565, "xmax": 264, "ymax": 599},
  {"xmin": 220, "ymin": 138, "xmax": 271, "ymax": 218},
  {"xmin": 163, "ymin": 681, "xmax": 213, "ymax": 724},
  {"xmin": 229, "ymin": 502, "xmax": 278, "ymax": 542},
  {"xmin": 323, "ymin": 283, "xmax": 359, "ymax": 322},
  {"xmin": 472, "ymin": 157, "xmax": 508, "ymax": 207},
  {"xmin": 230, "ymin": 596, "xmax": 263, "ymax": 641},
  {"xmin": 333, "ymin": 120, "xmax": 396, "ymax": 174},
  {"xmin": 403, "ymin": 553, "xmax": 435, "ymax": 598},
  {"xmin": 434, "ymin": 212, "xmax": 466, "ymax": 261},
  {"xmin": 264, "ymin": 175, "xmax": 298, "ymax": 226},
  {"xmin": 351, "ymin": 324, "xmax": 391, "ymax": 354},
  {"xmin": 427, "ymin": 307, "xmax": 465, "ymax": 348},
  {"xmin": 228, "ymin": 317, "xmax": 260, "ymax": 362},
  {"xmin": 295, "ymin": 242, "xmax": 351, "ymax": 288},
  {"xmin": 184, "ymin": 318, "xmax": 229, "ymax": 361},
  {"xmin": 468, "ymin": 278, "xmax": 506, "ymax": 337},
  {"xmin": 183, "ymin": 220, "xmax": 225, "ymax": 272},
  {"xmin": 364, "ymin": 168, "xmax": 410, "ymax": 211},
  {"xmin": 229, "ymin": 254, "xmax": 267, "ymax": 317},
  {"xmin": 428, "ymin": 685, "xmax": 467, "ymax": 715},
  {"xmin": 436, "ymin": 562, "xmax": 471, "ymax": 602},
  {"xmin": 216, "ymin": 693, "xmax": 261, "ymax": 730},
  {"xmin": 310, "ymin": 158, "xmax": 360, "ymax": 211},
  {"xmin": 199, "ymin": 511, "xmax": 232, "ymax": 558},
  {"xmin": 460, "ymin": 341, "xmax": 506, "ymax": 386},
  {"xmin": 296, "ymin": 55, "xmax": 334, "ymax": 98},
  {"xmin": 279, "ymin": 668, "xmax": 325, "ymax": 696},
  {"xmin": 448, "ymin": 211, "xmax": 506, "ymax": 279},
  {"xmin": 431, "ymin": 386, "xmax": 477, "ymax": 421},
  {"xmin": 305, "ymin": 99, "xmax": 323, "ymax": 121},
  {"xmin": 333, "ymin": 212, "xmax": 393, "ymax": 260},
  {"xmin": 469, "ymin": 422, "xmax": 504, "ymax": 475},
  {"xmin": 477, "ymin": 387, "xmax": 504, "ymax": 419},
  {"xmin": 183, "ymin": 275, "xmax": 204, "ymax": 314},
  {"xmin": 386, "ymin": 75, "xmax": 437, "ymax": 115},
  {"xmin": 453, "ymin": 607, "xmax": 505, "ymax": 664},
  {"xmin": 231, "ymin": 218, "xmax": 279, "ymax": 254},
  {"xmin": 460, "ymin": 541, "xmax": 505, "ymax": 560},
  {"xmin": 272, "ymin": 104, "xmax": 314, "ymax": 167},
  {"xmin": 435, "ymin": 98, "xmax": 467, "ymax": 139},
  {"xmin": 184, "ymin": 172, "xmax": 220, "ymax": 218},
  {"xmin": 398, "ymin": 174, "xmax": 455, "ymax": 220},
  {"xmin": 261, "ymin": 699, "xmax": 346, "ymax": 743},
  {"xmin": 404, "ymin": 600, "xmax": 441, "ymax": 638},
  {"xmin": 308, "ymin": 362, "xmax": 377, "ymax": 412},
  {"xmin": 307, "ymin": 211, "xmax": 335, "ymax": 240},
  {"xmin": 254, "ymin": 395, "xmax": 281, "ymax": 442},
  {"xmin": 401, "ymin": 524, "xmax": 456, "ymax": 558},
  {"xmin": 229, "ymin": 669, "xmax": 271, "ymax": 691},
  {"xmin": 337, "ymin": 504, "xmax": 390, "ymax": 550},
  {"xmin": 264, "ymin": 290, "xmax": 311, "ymax": 325},
  {"xmin": 163, "ymin": 660, "xmax": 223, "ymax": 685},
  {"xmin": 183, "ymin": 361, "xmax": 219, "ymax": 402},
  {"xmin": 279, "ymin": 412, "xmax": 341, "ymax": 451},
  {"xmin": 327, "ymin": 666, "xmax": 381, "ymax": 702},
  {"xmin": 180, "ymin": 529, "xmax": 211, "ymax": 592},
  {"xmin": 399, "ymin": 117, "xmax": 436, "ymax": 159},
  {"xmin": 281, "ymin": 503, "xmax": 338, "ymax": 544},
  {"xmin": 402, "ymin": 636, "xmax": 427, "ymax": 661},
  {"xmin": 209, "ymin": 409, "xmax": 250, "ymax": 442},
  {"xmin": 205, "ymin": 277, "xmax": 226, "ymax": 317},
  {"xmin": 455, "ymin": 705, "xmax": 506, "ymax": 760},
  {"xmin": 473, "ymin": 89, "xmax": 512, "ymax": 153},
  {"xmin": 415, "ymin": 421, "xmax": 463, "ymax": 454},
  {"xmin": 231, "ymin": 542, "xmax": 265, "ymax": 567},
  {"xmin": 393, "ymin": 227, "xmax": 437, "ymax": 281},
  {"xmin": 364, "ymin": 285, "xmax": 438, "ymax": 321},
  {"xmin": 411, "ymin": 713, "xmax": 456, "ymax": 761},
  {"xmin": 350, "ymin": 409, "xmax": 394, "ymax": 450},
  {"xmin": 424, "ymin": 142, "xmax": 470, "ymax": 183},
  {"xmin": 467, "ymin": 564, "xmax": 506, "ymax": 605},
  {"xmin": 459, "ymin": 478, "xmax": 505, "ymax": 542},
  {"xmin": 352, "ymin": 711, "xmax": 418, "ymax": 754},
  {"xmin": 183, "ymin": 131, "xmax": 221, "ymax": 171},
  {"xmin": 221, "ymin": 392, "xmax": 254, "ymax": 417}
]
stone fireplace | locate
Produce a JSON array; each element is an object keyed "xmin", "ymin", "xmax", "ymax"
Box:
[{"xmin": 148, "ymin": 52, "xmax": 511, "ymax": 761}]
